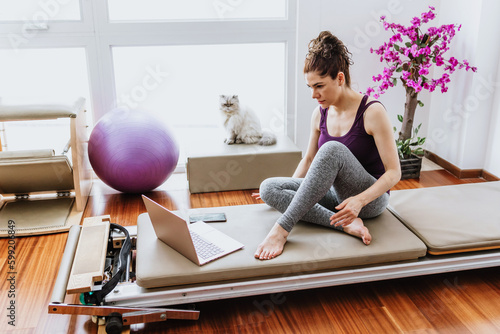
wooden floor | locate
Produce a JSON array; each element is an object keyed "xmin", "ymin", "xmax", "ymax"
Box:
[{"xmin": 1, "ymin": 169, "xmax": 500, "ymax": 333}]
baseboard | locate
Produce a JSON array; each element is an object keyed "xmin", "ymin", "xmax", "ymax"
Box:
[
  {"xmin": 482, "ymin": 169, "xmax": 500, "ymax": 181},
  {"xmin": 425, "ymin": 151, "xmax": 499, "ymax": 181}
]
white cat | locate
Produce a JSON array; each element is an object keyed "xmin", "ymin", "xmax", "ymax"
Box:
[{"xmin": 219, "ymin": 95, "xmax": 276, "ymax": 146}]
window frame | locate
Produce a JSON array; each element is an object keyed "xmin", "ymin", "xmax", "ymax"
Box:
[
  {"xmin": 0, "ymin": 0, "xmax": 94, "ymax": 34},
  {"xmin": 0, "ymin": 0, "xmax": 298, "ymax": 141}
]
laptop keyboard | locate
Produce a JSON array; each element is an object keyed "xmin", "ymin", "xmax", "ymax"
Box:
[{"xmin": 190, "ymin": 231, "xmax": 225, "ymax": 260}]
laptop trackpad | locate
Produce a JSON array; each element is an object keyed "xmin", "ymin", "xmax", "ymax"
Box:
[{"xmin": 190, "ymin": 222, "xmax": 244, "ymax": 251}]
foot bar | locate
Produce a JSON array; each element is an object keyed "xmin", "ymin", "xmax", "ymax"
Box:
[{"xmin": 50, "ymin": 225, "xmax": 81, "ymax": 304}]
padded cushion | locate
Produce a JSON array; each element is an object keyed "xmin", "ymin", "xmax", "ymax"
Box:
[
  {"xmin": 0, "ymin": 98, "xmax": 85, "ymax": 121},
  {"xmin": 186, "ymin": 134, "xmax": 302, "ymax": 193},
  {"xmin": 0, "ymin": 198, "xmax": 74, "ymax": 230},
  {"xmin": 389, "ymin": 181, "xmax": 500, "ymax": 255},
  {"xmin": 136, "ymin": 204, "xmax": 426, "ymax": 289},
  {"xmin": 0, "ymin": 149, "xmax": 54, "ymax": 159},
  {"xmin": 0, "ymin": 197, "xmax": 83, "ymax": 237},
  {"xmin": 0, "ymin": 156, "xmax": 74, "ymax": 194}
]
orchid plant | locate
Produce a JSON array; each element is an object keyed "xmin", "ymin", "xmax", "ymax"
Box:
[{"xmin": 366, "ymin": 6, "xmax": 477, "ymax": 157}]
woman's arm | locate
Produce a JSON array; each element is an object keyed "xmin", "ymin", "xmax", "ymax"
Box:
[
  {"xmin": 362, "ymin": 102, "xmax": 402, "ymax": 196},
  {"xmin": 292, "ymin": 107, "xmax": 321, "ymax": 178},
  {"xmin": 331, "ymin": 102, "xmax": 401, "ymax": 227}
]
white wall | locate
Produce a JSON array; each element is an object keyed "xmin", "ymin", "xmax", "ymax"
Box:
[
  {"xmin": 295, "ymin": 0, "xmax": 433, "ymax": 152},
  {"xmin": 426, "ymin": 0, "xmax": 500, "ymax": 172},
  {"xmin": 294, "ymin": 0, "xmax": 500, "ymax": 177},
  {"xmin": 484, "ymin": 58, "xmax": 500, "ymax": 176}
]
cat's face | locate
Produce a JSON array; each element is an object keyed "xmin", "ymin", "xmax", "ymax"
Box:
[{"xmin": 219, "ymin": 95, "xmax": 240, "ymax": 115}]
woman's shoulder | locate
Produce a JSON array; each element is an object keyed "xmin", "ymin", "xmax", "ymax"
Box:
[
  {"xmin": 363, "ymin": 97, "xmax": 390, "ymax": 135},
  {"xmin": 305, "ymin": 105, "xmax": 327, "ymax": 134},
  {"xmin": 311, "ymin": 105, "xmax": 322, "ymax": 130},
  {"xmin": 363, "ymin": 96, "xmax": 386, "ymax": 119},
  {"xmin": 311, "ymin": 105, "xmax": 324, "ymax": 119},
  {"xmin": 365, "ymin": 95, "xmax": 385, "ymax": 109}
]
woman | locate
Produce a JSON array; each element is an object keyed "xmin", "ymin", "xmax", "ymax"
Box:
[{"xmin": 254, "ymin": 31, "xmax": 401, "ymax": 260}]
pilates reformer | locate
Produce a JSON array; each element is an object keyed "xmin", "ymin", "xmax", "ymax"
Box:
[
  {"xmin": 48, "ymin": 181, "xmax": 500, "ymax": 333},
  {"xmin": 0, "ymin": 98, "xmax": 92, "ymax": 237},
  {"xmin": 48, "ymin": 216, "xmax": 200, "ymax": 333}
]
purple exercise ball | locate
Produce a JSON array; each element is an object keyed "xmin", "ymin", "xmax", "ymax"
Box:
[{"xmin": 88, "ymin": 108, "xmax": 179, "ymax": 193}]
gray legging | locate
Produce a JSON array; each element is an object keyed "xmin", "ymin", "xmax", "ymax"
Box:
[{"xmin": 259, "ymin": 141, "xmax": 389, "ymax": 233}]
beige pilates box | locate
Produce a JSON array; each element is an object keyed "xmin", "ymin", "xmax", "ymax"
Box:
[{"xmin": 186, "ymin": 134, "xmax": 302, "ymax": 193}]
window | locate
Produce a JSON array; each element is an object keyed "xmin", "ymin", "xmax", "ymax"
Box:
[
  {"xmin": 0, "ymin": 1, "xmax": 296, "ymax": 169},
  {"xmin": 112, "ymin": 43, "xmax": 285, "ymax": 160},
  {"xmin": 0, "ymin": 47, "xmax": 90, "ymax": 151},
  {"xmin": 108, "ymin": 0, "xmax": 287, "ymax": 21},
  {"xmin": 0, "ymin": 0, "xmax": 81, "ymax": 21}
]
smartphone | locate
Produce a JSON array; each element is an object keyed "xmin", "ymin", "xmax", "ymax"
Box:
[{"xmin": 189, "ymin": 212, "xmax": 227, "ymax": 223}]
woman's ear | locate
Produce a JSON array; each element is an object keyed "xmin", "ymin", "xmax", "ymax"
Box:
[{"xmin": 337, "ymin": 72, "xmax": 345, "ymax": 86}]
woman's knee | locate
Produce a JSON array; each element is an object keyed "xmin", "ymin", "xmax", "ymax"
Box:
[
  {"xmin": 259, "ymin": 177, "xmax": 281, "ymax": 203},
  {"xmin": 318, "ymin": 141, "xmax": 349, "ymax": 156},
  {"xmin": 259, "ymin": 177, "xmax": 299, "ymax": 204},
  {"xmin": 311, "ymin": 141, "xmax": 349, "ymax": 170}
]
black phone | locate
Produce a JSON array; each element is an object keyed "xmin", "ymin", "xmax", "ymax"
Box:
[{"xmin": 189, "ymin": 212, "xmax": 227, "ymax": 223}]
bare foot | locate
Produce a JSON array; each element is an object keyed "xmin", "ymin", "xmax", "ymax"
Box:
[
  {"xmin": 254, "ymin": 223, "xmax": 289, "ymax": 260},
  {"xmin": 343, "ymin": 218, "xmax": 372, "ymax": 245}
]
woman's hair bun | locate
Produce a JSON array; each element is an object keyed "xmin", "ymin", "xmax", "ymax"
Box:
[
  {"xmin": 304, "ymin": 31, "xmax": 353, "ymax": 86},
  {"xmin": 307, "ymin": 31, "xmax": 353, "ymax": 65}
]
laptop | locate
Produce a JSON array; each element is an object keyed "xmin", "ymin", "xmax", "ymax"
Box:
[{"xmin": 142, "ymin": 195, "xmax": 244, "ymax": 266}]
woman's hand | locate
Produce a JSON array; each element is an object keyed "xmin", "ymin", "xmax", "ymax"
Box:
[
  {"xmin": 251, "ymin": 193, "xmax": 262, "ymax": 200},
  {"xmin": 330, "ymin": 196, "xmax": 364, "ymax": 227}
]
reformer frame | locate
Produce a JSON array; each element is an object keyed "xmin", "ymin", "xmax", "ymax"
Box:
[{"xmin": 48, "ymin": 218, "xmax": 500, "ymax": 331}]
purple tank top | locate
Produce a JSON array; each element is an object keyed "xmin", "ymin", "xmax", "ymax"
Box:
[{"xmin": 318, "ymin": 95, "xmax": 386, "ymax": 179}]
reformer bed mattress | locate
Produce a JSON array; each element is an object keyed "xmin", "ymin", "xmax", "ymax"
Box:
[
  {"xmin": 388, "ymin": 181, "xmax": 500, "ymax": 255},
  {"xmin": 136, "ymin": 204, "xmax": 427, "ymax": 289},
  {"xmin": 135, "ymin": 181, "xmax": 500, "ymax": 290}
]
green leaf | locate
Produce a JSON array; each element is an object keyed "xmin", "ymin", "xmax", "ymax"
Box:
[
  {"xmin": 394, "ymin": 44, "xmax": 400, "ymax": 51},
  {"xmin": 405, "ymin": 42, "xmax": 412, "ymax": 47},
  {"xmin": 396, "ymin": 67, "xmax": 403, "ymax": 73},
  {"xmin": 392, "ymin": 78, "xmax": 398, "ymax": 86},
  {"xmin": 414, "ymin": 148, "xmax": 424, "ymax": 156},
  {"xmin": 397, "ymin": 114, "xmax": 403, "ymax": 122},
  {"xmin": 417, "ymin": 100, "xmax": 424, "ymax": 107}
]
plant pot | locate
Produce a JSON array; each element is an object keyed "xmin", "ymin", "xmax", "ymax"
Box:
[{"xmin": 400, "ymin": 154, "xmax": 423, "ymax": 180}]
